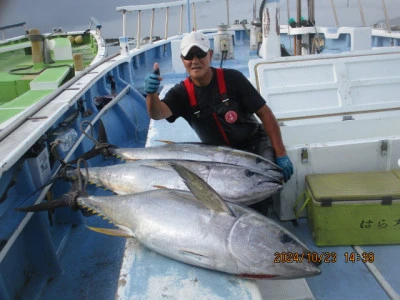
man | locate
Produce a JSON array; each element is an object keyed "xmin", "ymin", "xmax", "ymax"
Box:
[{"xmin": 145, "ymin": 31, "xmax": 293, "ymax": 212}]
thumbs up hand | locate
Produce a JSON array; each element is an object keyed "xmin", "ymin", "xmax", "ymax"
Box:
[{"xmin": 145, "ymin": 62, "xmax": 162, "ymax": 94}]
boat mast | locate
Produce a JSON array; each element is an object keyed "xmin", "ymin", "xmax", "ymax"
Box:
[
  {"xmin": 295, "ymin": 0, "xmax": 301, "ymax": 55},
  {"xmin": 259, "ymin": 0, "xmax": 281, "ymax": 59},
  {"xmin": 253, "ymin": 0, "xmax": 257, "ymax": 20},
  {"xmin": 226, "ymin": 0, "xmax": 230, "ymax": 27},
  {"xmin": 308, "ymin": 0, "xmax": 315, "ymax": 25}
]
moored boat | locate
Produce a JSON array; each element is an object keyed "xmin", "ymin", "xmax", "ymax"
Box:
[
  {"xmin": 0, "ymin": 18, "xmax": 106, "ymax": 140},
  {"xmin": 1, "ymin": 1, "xmax": 400, "ymax": 299}
]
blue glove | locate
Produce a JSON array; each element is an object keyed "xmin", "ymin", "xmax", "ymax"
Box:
[
  {"xmin": 144, "ymin": 73, "xmax": 160, "ymax": 94},
  {"xmin": 276, "ymin": 155, "xmax": 294, "ymax": 182}
]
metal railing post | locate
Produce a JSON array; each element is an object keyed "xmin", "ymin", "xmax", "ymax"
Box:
[
  {"xmin": 150, "ymin": 8, "xmax": 155, "ymax": 43},
  {"xmin": 165, "ymin": 7, "xmax": 170, "ymax": 39},
  {"xmin": 137, "ymin": 10, "xmax": 141, "ymax": 48},
  {"xmin": 192, "ymin": 3, "xmax": 197, "ymax": 31},
  {"xmin": 180, "ymin": 5, "xmax": 184, "ymax": 35},
  {"xmin": 226, "ymin": 0, "xmax": 230, "ymax": 27},
  {"xmin": 187, "ymin": 0, "xmax": 191, "ymax": 32},
  {"xmin": 122, "ymin": 10, "xmax": 127, "ymax": 37}
]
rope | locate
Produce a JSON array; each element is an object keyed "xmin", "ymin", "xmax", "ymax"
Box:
[
  {"xmin": 80, "ymin": 121, "xmax": 97, "ymax": 145},
  {"xmin": 75, "ymin": 158, "xmax": 89, "ymax": 193},
  {"xmin": 381, "ymin": 0, "xmax": 391, "ymax": 33},
  {"xmin": 50, "ymin": 140, "xmax": 67, "ymax": 167},
  {"xmin": 80, "ymin": 120, "xmax": 110, "ymax": 152},
  {"xmin": 330, "ymin": 0, "xmax": 339, "ymax": 27}
]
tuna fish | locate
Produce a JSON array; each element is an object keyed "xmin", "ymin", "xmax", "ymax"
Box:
[
  {"xmin": 19, "ymin": 163, "xmax": 321, "ymax": 279},
  {"xmin": 66, "ymin": 159, "xmax": 282, "ymax": 205},
  {"xmin": 108, "ymin": 142, "xmax": 283, "ymax": 181}
]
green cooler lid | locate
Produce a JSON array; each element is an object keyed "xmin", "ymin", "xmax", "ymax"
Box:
[{"xmin": 305, "ymin": 171, "xmax": 400, "ymax": 202}]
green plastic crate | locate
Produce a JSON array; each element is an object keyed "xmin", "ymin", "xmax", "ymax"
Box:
[{"xmin": 303, "ymin": 170, "xmax": 400, "ymax": 246}]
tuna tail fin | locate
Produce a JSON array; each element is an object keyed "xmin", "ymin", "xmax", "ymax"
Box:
[
  {"xmin": 169, "ymin": 162, "xmax": 233, "ymax": 215},
  {"xmin": 15, "ymin": 192, "xmax": 79, "ymax": 212}
]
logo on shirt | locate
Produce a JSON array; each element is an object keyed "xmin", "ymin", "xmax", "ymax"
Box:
[{"xmin": 224, "ymin": 110, "xmax": 238, "ymax": 123}]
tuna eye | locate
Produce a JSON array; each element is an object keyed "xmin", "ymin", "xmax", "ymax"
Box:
[
  {"xmin": 281, "ymin": 234, "xmax": 293, "ymax": 244},
  {"xmin": 245, "ymin": 170, "xmax": 255, "ymax": 177}
]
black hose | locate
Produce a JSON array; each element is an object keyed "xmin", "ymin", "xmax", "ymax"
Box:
[
  {"xmin": 9, "ymin": 64, "xmax": 72, "ymax": 76},
  {"xmin": 219, "ymin": 50, "xmax": 228, "ymax": 68}
]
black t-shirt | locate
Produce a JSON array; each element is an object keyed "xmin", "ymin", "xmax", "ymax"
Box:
[{"xmin": 163, "ymin": 68, "xmax": 267, "ymax": 149}]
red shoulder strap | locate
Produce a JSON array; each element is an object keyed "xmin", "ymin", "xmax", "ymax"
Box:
[
  {"xmin": 216, "ymin": 68, "xmax": 228, "ymax": 101},
  {"xmin": 184, "ymin": 69, "xmax": 228, "ymax": 106},
  {"xmin": 183, "ymin": 78, "xmax": 197, "ymax": 107},
  {"xmin": 183, "ymin": 70, "xmax": 231, "ymax": 146}
]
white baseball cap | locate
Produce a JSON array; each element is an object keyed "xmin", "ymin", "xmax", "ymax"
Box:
[{"xmin": 180, "ymin": 31, "xmax": 210, "ymax": 56}]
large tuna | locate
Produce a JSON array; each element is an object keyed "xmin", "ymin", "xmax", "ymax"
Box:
[
  {"xmin": 19, "ymin": 163, "xmax": 320, "ymax": 279},
  {"xmin": 108, "ymin": 142, "xmax": 283, "ymax": 181},
  {"xmin": 66, "ymin": 159, "xmax": 282, "ymax": 205}
]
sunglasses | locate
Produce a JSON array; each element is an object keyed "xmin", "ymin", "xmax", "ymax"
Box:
[{"xmin": 182, "ymin": 49, "xmax": 208, "ymax": 60}]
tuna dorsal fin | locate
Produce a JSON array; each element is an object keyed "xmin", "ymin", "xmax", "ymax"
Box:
[
  {"xmin": 86, "ymin": 226, "xmax": 134, "ymax": 237},
  {"xmin": 169, "ymin": 162, "xmax": 232, "ymax": 215}
]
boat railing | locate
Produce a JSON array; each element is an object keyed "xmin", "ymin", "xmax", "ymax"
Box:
[
  {"xmin": 286, "ymin": 0, "xmax": 392, "ymax": 32},
  {"xmin": 262, "ymin": 0, "xmax": 398, "ymax": 57},
  {"xmin": 116, "ymin": 0, "xmax": 210, "ymax": 49},
  {"xmin": 0, "ymin": 22, "xmax": 28, "ymax": 41},
  {"xmin": 328, "ymin": 0, "xmax": 391, "ymax": 32},
  {"xmin": 88, "ymin": 17, "xmax": 102, "ymax": 37}
]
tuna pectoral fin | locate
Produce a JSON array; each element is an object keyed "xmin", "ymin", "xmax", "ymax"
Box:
[
  {"xmin": 155, "ymin": 139, "xmax": 175, "ymax": 144},
  {"xmin": 86, "ymin": 226, "xmax": 134, "ymax": 237},
  {"xmin": 239, "ymin": 274, "xmax": 277, "ymax": 279},
  {"xmin": 179, "ymin": 250, "xmax": 212, "ymax": 265},
  {"xmin": 169, "ymin": 162, "xmax": 232, "ymax": 215}
]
